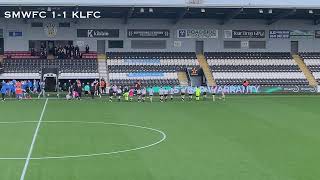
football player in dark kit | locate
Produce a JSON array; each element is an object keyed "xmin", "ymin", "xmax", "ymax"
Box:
[
  {"xmin": 109, "ymin": 87, "xmax": 114, "ymax": 102},
  {"xmin": 90, "ymin": 82, "xmax": 96, "ymax": 99},
  {"xmin": 76, "ymin": 80, "xmax": 82, "ymax": 100}
]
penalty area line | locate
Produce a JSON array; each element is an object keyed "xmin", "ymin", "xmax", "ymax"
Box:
[{"xmin": 19, "ymin": 98, "xmax": 48, "ymax": 180}]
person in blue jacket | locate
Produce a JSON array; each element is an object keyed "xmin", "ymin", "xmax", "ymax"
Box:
[
  {"xmin": 1, "ymin": 81, "xmax": 8, "ymax": 101},
  {"xmin": 10, "ymin": 81, "xmax": 15, "ymax": 97},
  {"xmin": 28, "ymin": 80, "xmax": 33, "ymax": 91}
]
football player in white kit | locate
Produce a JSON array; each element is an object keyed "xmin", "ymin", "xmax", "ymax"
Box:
[
  {"xmin": 117, "ymin": 87, "xmax": 122, "ymax": 102},
  {"xmin": 202, "ymin": 86, "xmax": 208, "ymax": 100},
  {"xmin": 148, "ymin": 87, "xmax": 154, "ymax": 102},
  {"xmin": 159, "ymin": 87, "xmax": 164, "ymax": 102},
  {"xmin": 169, "ymin": 87, "xmax": 175, "ymax": 101},
  {"xmin": 141, "ymin": 87, "xmax": 147, "ymax": 102},
  {"xmin": 137, "ymin": 88, "xmax": 142, "ymax": 102},
  {"xmin": 180, "ymin": 86, "xmax": 186, "ymax": 101},
  {"xmin": 187, "ymin": 86, "xmax": 193, "ymax": 101},
  {"xmin": 164, "ymin": 88, "xmax": 169, "ymax": 102}
]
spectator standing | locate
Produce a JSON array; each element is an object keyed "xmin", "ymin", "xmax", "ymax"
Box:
[
  {"xmin": 85, "ymin": 44, "xmax": 90, "ymax": 53},
  {"xmin": 243, "ymin": 80, "xmax": 250, "ymax": 94},
  {"xmin": 75, "ymin": 45, "xmax": 80, "ymax": 57},
  {"xmin": 100, "ymin": 79, "xmax": 106, "ymax": 94},
  {"xmin": 70, "ymin": 45, "xmax": 75, "ymax": 58},
  {"xmin": 76, "ymin": 80, "xmax": 82, "ymax": 100},
  {"xmin": 1, "ymin": 81, "xmax": 8, "ymax": 101},
  {"xmin": 84, "ymin": 83, "xmax": 90, "ymax": 96}
]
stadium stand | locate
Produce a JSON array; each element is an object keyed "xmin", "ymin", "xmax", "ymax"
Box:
[
  {"xmin": 0, "ymin": 56, "xmax": 99, "ymax": 79},
  {"xmin": 107, "ymin": 52, "xmax": 199, "ymax": 86},
  {"xmin": 3, "ymin": 58, "xmax": 98, "ymax": 73},
  {"xmin": 300, "ymin": 52, "xmax": 320, "ymax": 84},
  {"xmin": 205, "ymin": 52, "xmax": 309, "ymax": 86}
]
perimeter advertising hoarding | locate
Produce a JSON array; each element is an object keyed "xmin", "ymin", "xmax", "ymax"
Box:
[
  {"xmin": 211, "ymin": 85, "xmax": 315, "ymax": 94},
  {"xmin": 145, "ymin": 85, "xmax": 317, "ymax": 94},
  {"xmin": 77, "ymin": 29, "xmax": 119, "ymax": 38},
  {"xmin": 127, "ymin": 29, "xmax": 170, "ymax": 38},
  {"xmin": 260, "ymin": 86, "xmax": 317, "ymax": 94},
  {"xmin": 146, "ymin": 86, "xmax": 259, "ymax": 94}
]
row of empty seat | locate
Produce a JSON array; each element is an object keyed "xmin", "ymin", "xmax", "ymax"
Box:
[
  {"xmin": 205, "ymin": 52, "xmax": 293, "ymax": 59},
  {"xmin": 213, "ymin": 72, "xmax": 306, "ymax": 79},
  {"xmin": 3, "ymin": 59, "xmax": 98, "ymax": 73},
  {"xmin": 108, "ymin": 59, "xmax": 198, "ymax": 66},
  {"xmin": 108, "ymin": 52, "xmax": 196, "ymax": 59},
  {"xmin": 0, "ymin": 73, "xmax": 40, "ymax": 79},
  {"xmin": 206, "ymin": 52, "xmax": 306, "ymax": 86},
  {"xmin": 107, "ymin": 52, "xmax": 198, "ymax": 86},
  {"xmin": 300, "ymin": 52, "xmax": 320, "ymax": 83},
  {"xmin": 108, "ymin": 65, "xmax": 187, "ymax": 73},
  {"xmin": 110, "ymin": 79, "xmax": 179, "ymax": 87},
  {"xmin": 3, "ymin": 51, "xmax": 97, "ymax": 59},
  {"xmin": 109, "ymin": 73, "xmax": 178, "ymax": 80},
  {"xmin": 109, "ymin": 72, "xmax": 179, "ymax": 86},
  {"xmin": 2, "ymin": 51, "xmax": 319, "ymax": 87},
  {"xmin": 0, "ymin": 73, "xmax": 99, "ymax": 80},
  {"xmin": 3, "ymin": 51, "xmax": 39, "ymax": 59}
]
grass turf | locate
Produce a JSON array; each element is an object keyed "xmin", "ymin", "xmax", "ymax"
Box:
[{"xmin": 0, "ymin": 96, "xmax": 320, "ymax": 180}]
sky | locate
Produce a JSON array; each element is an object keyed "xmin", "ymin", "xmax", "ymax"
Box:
[{"xmin": 0, "ymin": 0, "xmax": 319, "ymax": 6}]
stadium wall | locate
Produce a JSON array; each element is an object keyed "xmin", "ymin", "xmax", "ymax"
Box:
[{"xmin": 0, "ymin": 18, "xmax": 319, "ymax": 52}]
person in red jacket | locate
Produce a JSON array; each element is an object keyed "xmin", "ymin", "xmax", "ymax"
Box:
[
  {"xmin": 15, "ymin": 83, "xmax": 23, "ymax": 100},
  {"xmin": 243, "ymin": 80, "xmax": 250, "ymax": 94}
]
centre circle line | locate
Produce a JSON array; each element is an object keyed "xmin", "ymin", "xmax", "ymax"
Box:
[{"xmin": 0, "ymin": 121, "xmax": 167, "ymax": 160}]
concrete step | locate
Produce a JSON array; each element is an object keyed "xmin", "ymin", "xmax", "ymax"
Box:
[
  {"xmin": 292, "ymin": 54, "xmax": 318, "ymax": 87},
  {"xmin": 177, "ymin": 71, "xmax": 189, "ymax": 86},
  {"xmin": 97, "ymin": 53, "xmax": 109, "ymax": 82},
  {"xmin": 196, "ymin": 54, "xmax": 216, "ymax": 87}
]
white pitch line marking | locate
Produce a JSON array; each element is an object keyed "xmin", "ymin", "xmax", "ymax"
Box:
[
  {"xmin": 0, "ymin": 121, "xmax": 166, "ymax": 160},
  {"xmin": 19, "ymin": 98, "xmax": 48, "ymax": 180}
]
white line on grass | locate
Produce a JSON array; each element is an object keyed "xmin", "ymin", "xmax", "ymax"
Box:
[
  {"xmin": 19, "ymin": 98, "xmax": 48, "ymax": 180},
  {"xmin": 0, "ymin": 121, "xmax": 166, "ymax": 160}
]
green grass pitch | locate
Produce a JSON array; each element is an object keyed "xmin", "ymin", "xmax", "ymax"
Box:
[{"xmin": 1, "ymin": 96, "xmax": 320, "ymax": 180}]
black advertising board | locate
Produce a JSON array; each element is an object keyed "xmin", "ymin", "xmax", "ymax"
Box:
[
  {"xmin": 187, "ymin": 67, "xmax": 203, "ymax": 76},
  {"xmin": 127, "ymin": 29, "xmax": 170, "ymax": 38},
  {"xmin": 315, "ymin": 30, "xmax": 320, "ymax": 38},
  {"xmin": 231, "ymin": 30, "xmax": 265, "ymax": 38},
  {"xmin": 77, "ymin": 29, "xmax": 119, "ymax": 38},
  {"xmin": 178, "ymin": 29, "xmax": 218, "ymax": 38}
]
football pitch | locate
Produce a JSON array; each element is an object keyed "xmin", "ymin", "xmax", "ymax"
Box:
[{"xmin": 1, "ymin": 96, "xmax": 320, "ymax": 180}]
